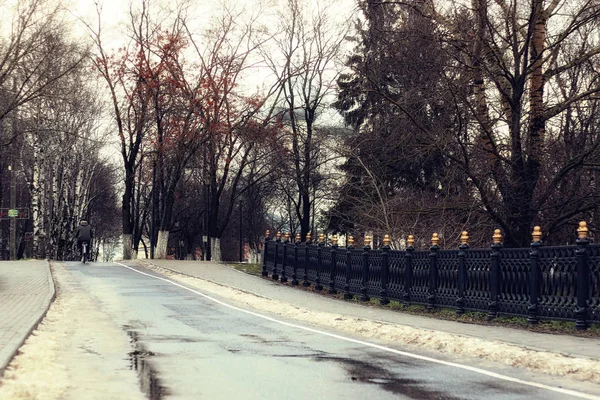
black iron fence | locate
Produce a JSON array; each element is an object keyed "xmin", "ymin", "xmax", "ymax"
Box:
[{"xmin": 261, "ymin": 224, "xmax": 600, "ymax": 330}]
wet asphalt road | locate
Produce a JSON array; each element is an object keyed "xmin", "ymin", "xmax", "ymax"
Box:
[{"xmin": 63, "ymin": 262, "xmax": 593, "ymax": 400}]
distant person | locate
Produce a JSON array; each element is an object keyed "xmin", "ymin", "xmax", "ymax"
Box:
[{"xmin": 76, "ymin": 219, "xmax": 93, "ymax": 259}]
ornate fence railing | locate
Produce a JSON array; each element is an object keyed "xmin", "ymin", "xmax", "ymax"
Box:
[{"xmin": 262, "ymin": 223, "xmax": 599, "ymax": 330}]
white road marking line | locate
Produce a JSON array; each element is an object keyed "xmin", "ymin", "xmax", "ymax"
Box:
[{"xmin": 116, "ymin": 262, "xmax": 600, "ymax": 400}]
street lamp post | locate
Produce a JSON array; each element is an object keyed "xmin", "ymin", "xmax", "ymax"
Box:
[{"xmin": 9, "ymin": 165, "xmax": 16, "ymax": 260}]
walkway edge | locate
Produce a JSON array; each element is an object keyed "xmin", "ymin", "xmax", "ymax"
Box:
[{"xmin": 0, "ymin": 260, "xmax": 56, "ymax": 377}]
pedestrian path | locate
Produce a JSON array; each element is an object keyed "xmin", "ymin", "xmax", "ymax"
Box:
[
  {"xmin": 0, "ymin": 261, "xmax": 55, "ymax": 375},
  {"xmin": 135, "ymin": 259, "xmax": 600, "ymax": 362}
]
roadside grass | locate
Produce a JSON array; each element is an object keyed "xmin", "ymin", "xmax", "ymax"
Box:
[
  {"xmin": 226, "ymin": 264, "xmax": 600, "ymax": 338},
  {"xmin": 227, "ymin": 262, "xmax": 264, "ymax": 276},
  {"xmin": 351, "ymin": 294, "xmax": 600, "ymax": 337},
  {"xmin": 381, "ymin": 301, "xmax": 600, "ymax": 336}
]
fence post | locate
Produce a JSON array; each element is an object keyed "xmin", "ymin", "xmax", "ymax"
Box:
[
  {"xmin": 403, "ymin": 235, "xmax": 415, "ymax": 306},
  {"xmin": 528, "ymin": 226, "xmax": 542, "ymax": 324},
  {"xmin": 302, "ymin": 233, "xmax": 311, "ymax": 287},
  {"xmin": 488, "ymin": 229, "xmax": 503, "ymax": 320},
  {"xmin": 315, "ymin": 234, "xmax": 325, "ymax": 291},
  {"xmin": 360, "ymin": 235, "xmax": 371, "ymax": 302},
  {"xmin": 380, "ymin": 234, "xmax": 391, "ymax": 305},
  {"xmin": 344, "ymin": 236, "xmax": 354, "ymax": 299},
  {"xmin": 456, "ymin": 231, "xmax": 469, "ymax": 316},
  {"xmin": 262, "ymin": 230, "xmax": 270, "ymax": 277},
  {"xmin": 292, "ymin": 233, "xmax": 300, "ymax": 286},
  {"xmin": 575, "ymin": 221, "xmax": 590, "ymax": 330},
  {"xmin": 281, "ymin": 233, "xmax": 289, "ymax": 283},
  {"xmin": 328, "ymin": 235, "xmax": 338, "ymax": 294},
  {"xmin": 272, "ymin": 231, "xmax": 281, "ymax": 280},
  {"xmin": 428, "ymin": 233, "xmax": 440, "ymax": 310}
]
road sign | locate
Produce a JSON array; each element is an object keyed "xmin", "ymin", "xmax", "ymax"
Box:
[{"xmin": 0, "ymin": 208, "xmax": 29, "ymax": 219}]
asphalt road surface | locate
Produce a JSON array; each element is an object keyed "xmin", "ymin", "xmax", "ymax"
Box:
[{"xmin": 61, "ymin": 262, "xmax": 596, "ymax": 400}]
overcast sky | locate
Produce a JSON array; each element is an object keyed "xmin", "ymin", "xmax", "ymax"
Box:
[
  {"xmin": 2, "ymin": 0, "xmax": 354, "ymax": 158},
  {"xmin": 68, "ymin": 0, "xmax": 356, "ymax": 47}
]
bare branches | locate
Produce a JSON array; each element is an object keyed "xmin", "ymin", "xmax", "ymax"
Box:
[
  {"xmin": 331, "ymin": 0, "xmax": 600, "ymax": 247},
  {"xmin": 0, "ymin": 0, "xmax": 87, "ymax": 132}
]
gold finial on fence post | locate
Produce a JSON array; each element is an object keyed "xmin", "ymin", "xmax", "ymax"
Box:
[
  {"xmin": 364, "ymin": 235, "xmax": 372, "ymax": 247},
  {"xmin": 295, "ymin": 233, "xmax": 301, "ymax": 242},
  {"xmin": 407, "ymin": 235, "xmax": 415, "ymax": 248},
  {"xmin": 306, "ymin": 232, "xmax": 311, "ymax": 243},
  {"xmin": 383, "ymin": 234, "xmax": 391, "ymax": 246},
  {"xmin": 578, "ymin": 221, "xmax": 589, "ymax": 239},
  {"xmin": 348, "ymin": 236, "xmax": 355, "ymax": 247},
  {"xmin": 276, "ymin": 231, "xmax": 282, "ymax": 240},
  {"xmin": 266, "ymin": 230, "xmax": 270, "ymax": 239},
  {"xmin": 431, "ymin": 233, "xmax": 439, "ymax": 246},
  {"xmin": 460, "ymin": 231, "xmax": 469, "ymax": 245},
  {"xmin": 319, "ymin": 233, "xmax": 325, "ymax": 244},
  {"xmin": 493, "ymin": 229, "xmax": 503, "ymax": 244},
  {"xmin": 532, "ymin": 226, "xmax": 542, "ymax": 242},
  {"xmin": 332, "ymin": 235, "xmax": 338, "ymax": 245},
  {"xmin": 284, "ymin": 232, "xmax": 290, "ymax": 242}
]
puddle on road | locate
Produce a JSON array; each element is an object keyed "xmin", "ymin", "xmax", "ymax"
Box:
[
  {"xmin": 314, "ymin": 356, "xmax": 463, "ymax": 400},
  {"xmin": 127, "ymin": 330, "xmax": 168, "ymax": 400}
]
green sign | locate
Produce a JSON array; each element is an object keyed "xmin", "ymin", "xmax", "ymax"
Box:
[{"xmin": 0, "ymin": 208, "xmax": 29, "ymax": 219}]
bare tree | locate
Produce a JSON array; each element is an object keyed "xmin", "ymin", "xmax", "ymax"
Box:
[
  {"xmin": 334, "ymin": 0, "xmax": 600, "ymax": 247},
  {"xmin": 87, "ymin": 0, "xmax": 161, "ymax": 259},
  {"xmin": 0, "ymin": 0, "xmax": 86, "ymax": 135},
  {"xmin": 265, "ymin": 0, "xmax": 350, "ymax": 240},
  {"xmin": 173, "ymin": 4, "xmax": 287, "ymax": 261},
  {"xmin": 0, "ymin": 20, "xmax": 120, "ymax": 259},
  {"xmin": 444, "ymin": 0, "xmax": 600, "ymax": 245}
]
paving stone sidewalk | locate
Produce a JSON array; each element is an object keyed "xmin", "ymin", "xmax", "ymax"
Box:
[
  {"xmin": 136, "ymin": 259, "xmax": 600, "ymax": 361},
  {"xmin": 0, "ymin": 260, "xmax": 55, "ymax": 375}
]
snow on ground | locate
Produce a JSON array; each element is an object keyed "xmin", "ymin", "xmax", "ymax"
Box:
[
  {"xmin": 0, "ymin": 264, "xmax": 145, "ymax": 400},
  {"xmin": 140, "ymin": 263, "xmax": 600, "ymax": 385}
]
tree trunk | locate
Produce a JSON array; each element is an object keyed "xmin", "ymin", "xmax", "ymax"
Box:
[
  {"xmin": 500, "ymin": 0, "xmax": 548, "ymax": 248},
  {"xmin": 30, "ymin": 135, "xmax": 45, "ymax": 258},
  {"xmin": 122, "ymin": 234, "xmax": 133, "ymax": 260},
  {"xmin": 121, "ymin": 167, "xmax": 134, "ymax": 259},
  {"xmin": 472, "ymin": 0, "xmax": 493, "ymax": 147},
  {"xmin": 300, "ymin": 193, "xmax": 311, "ymax": 240},
  {"xmin": 210, "ymin": 238, "xmax": 221, "ymax": 262},
  {"xmin": 207, "ymin": 193, "xmax": 220, "ymax": 260},
  {"xmin": 528, "ymin": 0, "xmax": 547, "ymax": 176},
  {"xmin": 248, "ymin": 248, "xmax": 260, "ymax": 264},
  {"xmin": 525, "ymin": 0, "xmax": 548, "ymax": 222},
  {"xmin": 49, "ymin": 157, "xmax": 61, "ymax": 258},
  {"xmin": 156, "ymin": 230, "xmax": 169, "ymax": 259}
]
